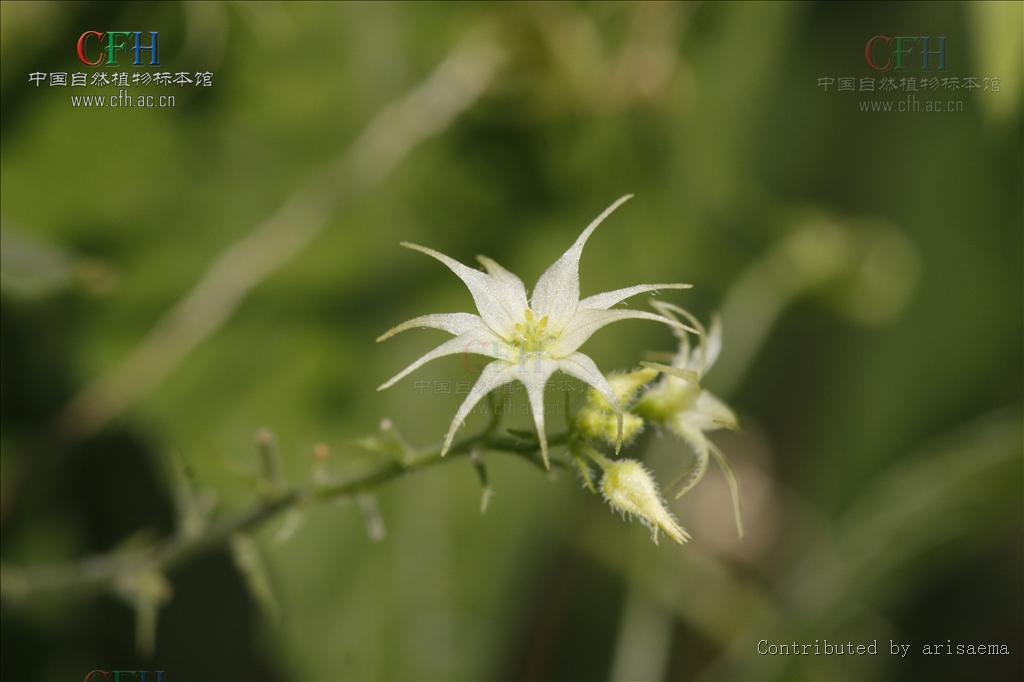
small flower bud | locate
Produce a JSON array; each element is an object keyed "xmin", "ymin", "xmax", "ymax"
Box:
[
  {"xmin": 576, "ymin": 408, "xmax": 645, "ymax": 445},
  {"xmin": 589, "ymin": 367, "xmax": 659, "ymax": 411},
  {"xmin": 574, "ymin": 367, "xmax": 658, "ymax": 446},
  {"xmin": 599, "ymin": 458, "xmax": 690, "ymax": 545}
]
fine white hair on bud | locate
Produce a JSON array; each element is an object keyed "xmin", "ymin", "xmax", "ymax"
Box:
[
  {"xmin": 598, "ymin": 457, "xmax": 690, "ymax": 545},
  {"xmin": 377, "ymin": 195, "xmax": 693, "ymax": 468}
]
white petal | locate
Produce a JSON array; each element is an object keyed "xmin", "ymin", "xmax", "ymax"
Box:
[
  {"xmin": 668, "ymin": 419, "xmax": 743, "ymax": 537},
  {"xmin": 557, "ymin": 353, "xmax": 619, "ymax": 410},
  {"xmin": 516, "ymin": 356, "xmax": 559, "ymax": 469},
  {"xmin": 639, "ymin": 362, "xmax": 701, "ymax": 386},
  {"xmin": 376, "ymin": 312, "xmax": 483, "ymax": 342},
  {"xmin": 476, "ymin": 255, "xmax": 529, "ymax": 319},
  {"xmin": 442, "ymin": 361, "xmax": 518, "ymax": 455},
  {"xmin": 708, "ymin": 440, "xmax": 744, "ymax": 539},
  {"xmin": 556, "ymin": 352, "xmax": 623, "ymax": 450},
  {"xmin": 530, "ymin": 194, "xmax": 633, "ymax": 328},
  {"xmin": 671, "ymin": 433, "xmax": 709, "ymax": 500},
  {"xmin": 650, "ymin": 300, "xmax": 706, "ymax": 372},
  {"xmin": 669, "ymin": 417, "xmax": 709, "ymax": 457},
  {"xmin": 694, "ymin": 389, "xmax": 738, "ymax": 430},
  {"xmin": 378, "ymin": 327, "xmax": 506, "ymax": 390},
  {"xmin": 579, "ymin": 283, "xmax": 692, "ymax": 311},
  {"xmin": 551, "ymin": 308, "xmax": 693, "ymax": 356},
  {"xmin": 401, "ymin": 242, "xmax": 519, "ymax": 336}
]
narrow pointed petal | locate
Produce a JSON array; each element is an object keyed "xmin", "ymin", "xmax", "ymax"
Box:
[
  {"xmin": 376, "ymin": 312, "xmax": 483, "ymax": 342},
  {"xmin": 476, "ymin": 255, "xmax": 529, "ymax": 318},
  {"xmin": 708, "ymin": 441, "xmax": 744, "ymax": 539},
  {"xmin": 672, "ymin": 432, "xmax": 710, "ymax": 500},
  {"xmin": 517, "ymin": 357, "xmax": 559, "ymax": 469},
  {"xmin": 401, "ymin": 242, "xmax": 519, "ymax": 336},
  {"xmin": 556, "ymin": 352, "xmax": 623, "ymax": 447},
  {"xmin": 378, "ymin": 328, "xmax": 504, "ymax": 391},
  {"xmin": 669, "ymin": 414, "xmax": 743, "ymax": 535},
  {"xmin": 639, "ymin": 362, "xmax": 701, "ymax": 386},
  {"xmin": 442, "ymin": 361, "xmax": 517, "ymax": 455},
  {"xmin": 672, "ymin": 306, "xmax": 708, "ymax": 372},
  {"xmin": 668, "ymin": 416, "xmax": 706, "ymax": 455},
  {"xmin": 694, "ymin": 390, "xmax": 739, "ymax": 430},
  {"xmin": 558, "ymin": 353, "xmax": 620, "ymax": 411},
  {"xmin": 551, "ymin": 308, "xmax": 696, "ymax": 356},
  {"xmin": 530, "ymin": 194, "xmax": 633, "ymax": 327},
  {"xmin": 650, "ymin": 300, "xmax": 707, "ymax": 371},
  {"xmin": 580, "ymin": 283, "xmax": 692, "ymax": 311}
]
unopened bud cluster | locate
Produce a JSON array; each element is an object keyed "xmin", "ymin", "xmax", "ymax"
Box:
[{"xmin": 569, "ymin": 303, "xmax": 742, "ymax": 544}]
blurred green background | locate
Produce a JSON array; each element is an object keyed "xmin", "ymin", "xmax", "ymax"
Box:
[{"xmin": 1, "ymin": 2, "xmax": 1021, "ymax": 681}]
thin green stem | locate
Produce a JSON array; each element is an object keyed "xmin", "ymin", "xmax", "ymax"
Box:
[{"xmin": 1, "ymin": 429, "xmax": 566, "ymax": 602}]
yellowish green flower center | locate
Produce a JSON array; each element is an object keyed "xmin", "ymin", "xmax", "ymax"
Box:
[{"xmin": 510, "ymin": 308, "xmax": 556, "ymax": 354}]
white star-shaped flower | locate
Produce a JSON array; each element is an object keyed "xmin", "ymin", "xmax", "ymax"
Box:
[{"xmin": 378, "ymin": 194, "xmax": 691, "ymax": 468}]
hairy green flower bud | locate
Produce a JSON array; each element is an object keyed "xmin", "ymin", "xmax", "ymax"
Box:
[
  {"xmin": 574, "ymin": 367, "xmax": 658, "ymax": 446},
  {"xmin": 576, "ymin": 407, "xmax": 645, "ymax": 445},
  {"xmin": 599, "ymin": 457, "xmax": 690, "ymax": 545}
]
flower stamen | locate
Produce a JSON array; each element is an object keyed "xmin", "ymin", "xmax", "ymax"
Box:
[{"xmin": 511, "ymin": 308, "xmax": 555, "ymax": 355}]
